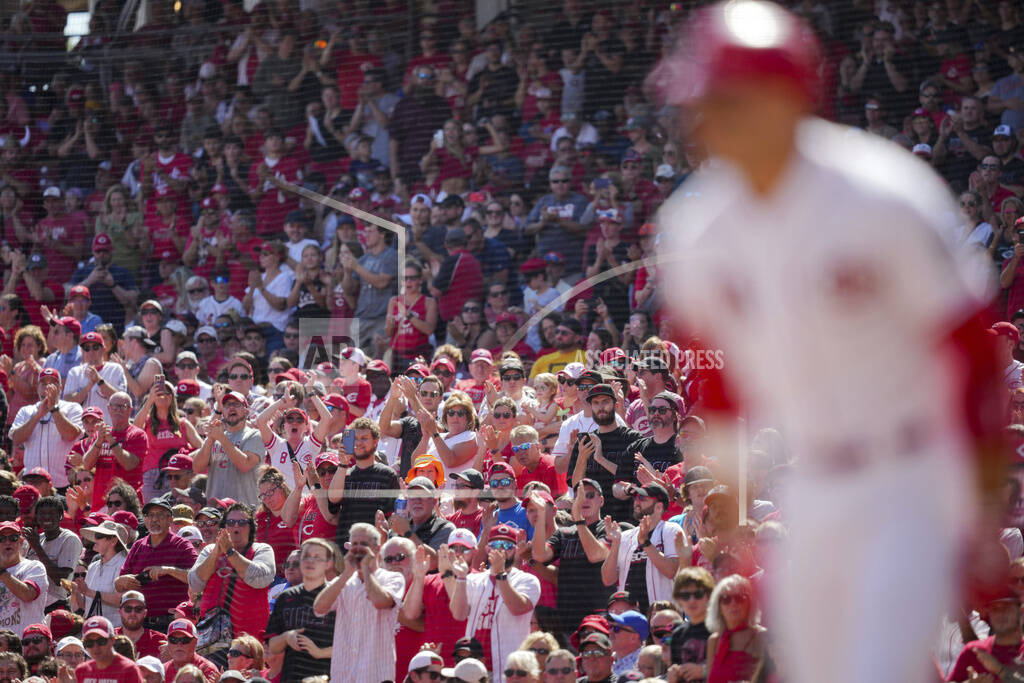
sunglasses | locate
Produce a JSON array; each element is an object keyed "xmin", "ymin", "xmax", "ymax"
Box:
[
  {"xmin": 383, "ymin": 553, "xmax": 408, "ymax": 564},
  {"xmin": 529, "ymin": 648, "xmax": 549, "ymax": 656},
  {"xmin": 228, "ymin": 373, "xmax": 251, "ymax": 380},
  {"xmin": 183, "ymin": 408, "xmax": 197, "ymax": 415},
  {"xmin": 285, "ymin": 415, "xmax": 306, "ymax": 423},
  {"xmin": 228, "ymin": 649, "xmax": 251, "ymax": 658},
  {"xmin": 318, "ymin": 466, "xmax": 338, "ymax": 476},
  {"xmin": 214, "ymin": 322, "xmax": 232, "ymax": 329},
  {"xmin": 652, "ymin": 628, "xmax": 676, "ymax": 640},
  {"xmin": 24, "ymin": 635, "xmax": 48, "ymax": 645},
  {"xmin": 960, "ymin": 200, "xmax": 978, "ymax": 207},
  {"xmin": 81, "ymin": 343, "xmax": 102, "ymax": 351},
  {"xmin": 579, "ymin": 490, "xmax": 598, "ymax": 500},
  {"xmin": 551, "ymin": 178, "xmax": 570, "ymax": 184},
  {"xmin": 547, "ymin": 667, "xmax": 574, "ymax": 674},
  {"xmin": 82, "ymin": 637, "xmax": 109, "ymax": 648},
  {"xmin": 197, "ymin": 337, "xmax": 215, "ymax": 343},
  {"xmin": 419, "ymin": 390, "xmax": 440, "ymax": 398},
  {"xmin": 488, "ymin": 539, "xmax": 516, "ymax": 550},
  {"xmin": 197, "ymin": 519, "xmax": 219, "ymax": 528},
  {"xmin": 106, "ymin": 499, "xmax": 124, "ymax": 508},
  {"xmin": 648, "ymin": 405, "xmax": 672, "ymax": 415},
  {"xmin": 176, "ymin": 362, "xmax": 198, "ymax": 369},
  {"xmin": 505, "ymin": 670, "xmax": 530, "ymax": 678},
  {"xmin": 510, "ymin": 443, "xmax": 533, "ymax": 453},
  {"xmin": 187, "ymin": 288, "xmax": 206, "ymax": 295},
  {"xmin": 432, "ymin": 369, "xmax": 452, "ymax": 377},
  {"xmin": 676, "ymin": 589, "xmax": 708, "ymax": 601},
  {"xmin": 489, "ymin": 477, "xmax": 514, "ymax": 488},
  {"xmin": 463, "ymin": 306, "xmax": 481, "ymax": 313},
  {"xmin": 493, "ymin": 411, "xmax": 514, "ymax": 420},
  {"xmin": 74, "ymin": 571, "xmax": 88, "ymax": 578},
  {"xmin": 486, "ymin": 210, "xmax": 503, "ymax": 216},
  {"xmin": 501, "ymin": 373, "xmax": 523, "ymax": 381},
  {"xmin": 721, "ymin": 593, "xmax": 749, "ymax": 606},
  {"xmin": 489, "ymin": 289, "xmax": 508, "ymax": 296},
  {"xmin": 557, "ymin": 376, "xmax": 576, "ymax": 386},
  {"xmin": 224, "ymin": 518, "xmax": 248, "ymax": 527},
  {"xmin": 446, "ymin": 408, "xmax": 468, "ymax": 418},
  {"xmin": 581, "ymin": 650, "xmax": 607, "ymax": 658},
  {"xmin": 213, "ymin": 277, "xmax": 230, "ymax": 284},
  {"xmin": 168, "ymin": 636, "xmax": 194, "ymax": 645},
  {"xmin": 121, "ymin": 604, "xmax": 145, "ymax": 613}
]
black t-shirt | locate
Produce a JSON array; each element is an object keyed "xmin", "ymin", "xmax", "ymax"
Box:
[
  {"xmin": 1002, "ymin": 157, "xmax": 1024, "ymax": 188},
  {"xmin": 329, "ymin": 461, "xmax": 400, "ymax": 548},
  {"xmin": 547, "ymin": 520, "xmax": 612, "ymax": 633},
  {"xmin": 397, "ymin": 415, "xmax": 422, "ymax": 478},
  {"xmin": 668, "ymin": 619, "xmax": 710, "ymax": 667},
  {"xmin": 565, "ymin": 426, "xmax": 642, "ymax": 521},
  {"xmin": 264, "ymin": 583, "xmax": 335, "ymax": 683},
  {"xmin": 626, "ymin": 436, "xmax": 682, "ymax": 483},
  {"xmin": 941, "ymin": 124, "xmax": 992, "ymax": 191}
]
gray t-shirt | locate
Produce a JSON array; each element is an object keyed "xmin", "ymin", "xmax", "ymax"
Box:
[
  {"xmin": 528, "ymin": 192, "xmax": 589, "ymax": 273},
  {"xmin": 206, "ymin": 425, "xmax": 266, "ymax": 506},
  {"xmin": 27, "ymin": 529, "xmax": 83, "ymax": 604},
  {"xmin": 353, "ymin": 246, "xmax": 399, "ymax": 319}
]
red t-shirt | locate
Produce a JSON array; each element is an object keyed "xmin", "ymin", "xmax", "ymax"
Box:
[
  {"xmin": 948, "ymin": 635, "xmax": 1024, "ymax": 682},
  {"xmin": 145, "ymin": 213, "xmax": 187, "ymax": 263},
  {"xmin": 35, "ymin": 213, "xmax": 87, "ymax": 283},
  {"xmin": 340, "ymin": 378, "xmax": 372, "ymax": 423},
  {"xmin": 15, "ymin": 279, "xmax": 62, "ymax": 329},
  {"xmin": 331, "ymin": 50, "xmax": 383, "ymax": 110},
  {"xmin": 422, "ymin": 574, "xmax": 467, "ymax": 665},
  {"xmin": 92, "ymin": 425, "xmax": 148, "ymax": 510},
  {"xmin": 163, "ymin": 653, "xmax": 220, "ymax": 683},
  {"xmin": 226, "ymin": 235, "xmax": 265, "ymax": 301},
  {"xmin": 115, "ymin": 627, "xmax": 166, "ymax": 659},
  {"xmin": 255, "ymin": 507, "xmax": 299, "ymax": 576},
  {"xmin": 516, "ymin": 454, "xmax": 567, "ymax": 497},
  {"xmin": 446, "ymin": 507, "xmax": 483, "ymax": 537},
  {"xmin": 248, "ymin": 155, "xmax": 302, "ymax": 237},
  {"xmin": 298, "ymin": 494, "xmax": 337, "ymax": 543},
  {"xmin": 75, "ymin": 653, "xmax": 144, "ymax": 683}
]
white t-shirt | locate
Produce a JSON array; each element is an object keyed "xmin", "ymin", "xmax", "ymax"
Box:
[
  {"xmin": 0, "ymin": 558, "xmax": 48, "ymax": 636},
  {"xmin": 63, "ymin": 362, "xmax": 128, "ymax": 416},
  {"xmin": 428, "ymin": 430, "xmax": 477, "ymax": 490},
  {"xmin": 246, "ymin": 270, "xmax": 295, "ymax": 332},
  {"xmin": 195, "ymin": 295, "xmax": 245, "ymax": 326},
  {"xmin": 26, "ymin": 529, "xmax": 83, "ymax": 604},
  {"xmin": 614, "ymin": 520, "xmax": 683, "ymax": 605},
  {"xmin": 1005, "ymin": 360, "xmax": 1024, "ymax": 391},
  {"xmin": 9, "ymin": 400, "xmax": 83, "ymax": 488},
  {"xmin": 84, "ymin": 552, "xmax": 128, "ymax": 627}
]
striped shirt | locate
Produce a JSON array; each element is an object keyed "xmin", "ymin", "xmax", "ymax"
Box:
[{"xmin": 322, "ymin": 568, "xmax": 405, "ymax": 683}]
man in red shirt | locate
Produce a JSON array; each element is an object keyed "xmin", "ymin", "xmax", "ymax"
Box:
[
  {"xmin": 403, "ymin": 544, "xmax": 468, "ymax": 666},
  {"xmin": 114, "ymin": 591, "xmax": 166, "ymax": 660},
  {"xmin": 76, "ymin": 615, "xmax": 144, "ymax": 682},
  {"xmin": 6, "ymin": 251, "xmax": 62, "ymax": 329},
  {"xmin": 82, "ymin": 391, "xmax": 147, "ymax": 510},
  {"xmin": 33, "ymin": 186, "xmax": 87, "ymax": 284},
  {"xmin": 947, "ymin": 591, "xmax": 1024, "ymax": 681},
  {"xmin": 161, "ymin": 618, "xmax": 219, "ymax": 683},
  {"xmin": 247, "ymin": 129, "xmax": 302, "ymax": 237},
  {"xmin": 430, "ymin": 230, "xmax": 483, "ymax": 324},
  {"xmin": 322, "ymin": 28, "xmax": 383, "ymax": 113},
  {"xmin": 510, "ymin": 426, "xmax": 567, "ymax": 497},
  {"xmin": 455, "ymin": 350, "xmax": 497, "ymax": 408},
  {"xmin": 446, "ymin": 470, "xmax": 484, "ymax": 536}
]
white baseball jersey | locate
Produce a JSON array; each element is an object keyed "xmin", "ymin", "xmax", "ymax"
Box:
[
  {"xmin": 265, "ymin": 433, "xmax": 319, "ymax": 490},
  {"xmin": 658, "ymin": 119, "xmax": 989, "ymax": 683}
]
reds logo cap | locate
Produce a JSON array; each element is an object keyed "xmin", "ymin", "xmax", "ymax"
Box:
[
  {"xmin": 38, "ymin": 367, "xmax": 60, "ymax": 382},
  {"xmin": 469, "ymin": 349, "xmax": 493, "ymax": 365},
  {"xmin": 92, "ymin": 233, "xmax": 113, "ymax": 251},
  {"xmin": 322, "ymin": 393, "xmax": 349, "ymax": 413},
  {"xmin": 337, "ymin": 346, "xmax": 367, "ymax": 366},
  {"xmin": 222, "ymin": 391, "xmax": 248, "ymax": 407},
  {"xmin": 82, "ymin": 616, "xmax": 115, "ymax": 639},
  {"xmin": 447, "ymin": 528, "xmax": 477, "ymax": 549},
  {"xmin": 162, "ymin": 454, "xmax": 194, "ymax": 472},
  {"xmin": 367, "ymin": 359, "xmax": 390, "ymax": 374},
  {"xmin": 167, "ymin": 619, "xmax": 198, "ymax": 640},
  {"xmin": 488, "ymin": 523, "xmax": 518, "ymax": 544},
  {"xmin": 79, "ymin": 331, "xmax": 103, "ymax": 346},
  {"xmin": 69, "ymin": 285, "xmax": 91, "ymax": 300},
  {"xmin": 176, "ymin": 379, "xmax": 200, "ymax": 397},
  {"xmin": 23, "ymin": 467, "xmax": 51, "ymax": 483}
]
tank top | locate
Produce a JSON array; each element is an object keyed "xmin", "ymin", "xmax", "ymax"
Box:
[
  {"xmin": 390, "ymin": 295, "xmax": 431, "ymax": 354},
  {"xmin": 143, "ymin": 417, "xmax": 189, "ymax": 470}
]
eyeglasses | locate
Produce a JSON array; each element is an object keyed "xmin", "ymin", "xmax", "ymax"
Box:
[
  {"xmin": 228, "ymin": 648, "xmax": 251, "ymax": 658},
  {"xmin": 228, "ymin": 373, "xmax": 251, "ymax": 380},
  {"xmin": 176, "ymin": 362, "xmax": 198, "ymax": 369},
  {"xmin": 551, "ymin": 178, "xmax": 570, "ymax": 184},
  {"xmin": 558, "ymin": 376, "xmax": 576, "ymax": 386},
  {"xmin": 463, "ymin": 306, "xmax": 481, "ymax": 313},
  {"xmin": 720, "ymin": 593, "xmax": 749, "ymax": 606},
  {"xmin": 82, "ymin": 637, "xmax": 109, "ymax": 648},
  {"xmin": 81, "ymin": 343, "xmax": 102, "ymax": 351},
  {"xmin": 224, "ymin": 518, "xmax": 248, "ymax": 527},
  {"xmin": 648, "ymin": 405, "xmax": 672, "ymax": 415},
  {"xmin": 446, "ymin": 408, "xmax": 468, "ymax": 418},
  {"xmin": 547, "ymin": 666, "xmax": 574, "ymax": 674},
  {"xmin": 493, "ymin": 411, "xmax": 514, "ymax": 420},
  {"xmin": 581, "ymin": 650, "xmax": 607, "ymax": 658},
  {"xmin": 488, "ymin": 539, "xmax": 516, "ymax": 550},
  {"xmin": 383, "ymin": 552, "xmax": 408, "ymax": 564},
  {"xmin": 187, "ymin": 288, "xmax": 207, "ymax": 295},
  {"xmin": 106, "ymin": 499, "xmax": 124, "ymax": 508},
  {"xmin": 501, "ymin": 373, "xmax": 523, "ymax": 381},
  {"xmin": 419, "ymin": 390, "xmax": 440, "ymax": 398},
  {"xmin": 489, "ymin": 477, "xmax": 513, "ymax": 488},
  {"xmin": 0, "ymin": 534, "xmax": 20, "ymax": 543},
  {"xmin": 676, "ymin": 589, "xmax": 708, "ymax": 601},
  {"xmin": 258, "ymin": 484, "xmax": 281, "ymax": 501},
  {"xmin": 58, "ymin": 651, "xmax": 86, "ymax": 660},
  {"xmin": 505, "ymin": 670, "xmax": 530, "ymax": 678},
  {"xmin": 168, "ymin": 636, "xmax": 194, "ymax": 645}
]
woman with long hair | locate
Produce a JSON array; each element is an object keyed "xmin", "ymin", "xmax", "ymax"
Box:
[
  {"xmin": 412, "ymin": 391, "xmax": 479, "ymax": 487},
  {"xmin": 705, "ymin": 575, "xmax": 766, "ymax": 683},
  {"xmin": 3, "ymin": 325, "xmax": 45, "ymax": 426},
  {"xmin": 95, "ymin": 184, "xmax": 145, "ymax": 277},
  {"xmin": 103, "ymin": 480, "xmax": 142, "ymax": 521},
  {"xmin": 446, "ymin": 299, "xmax": 497, "ymax": 362},
  {"xmin": 385, "ymin": 260, "xmax": 438, "ymax": 369},
  {"xmin": 133, "ymin": 381, "xmax": 202, "ymax": 501},
  {"xmin": 254, "ymin": 466, "xmax": 298, "ymax": 578},
  {"xmin": 0, "ymin": 293, "xmax": 28, "ymax": 357},
  {"xmin": 420, "ymin": 118, "xmax": 477, "ymax": 195}
]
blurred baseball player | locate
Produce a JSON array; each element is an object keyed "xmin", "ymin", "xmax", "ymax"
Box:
[{"xmin": 651, "ymin": 2, "xmax": 1007, "ymax": 682}]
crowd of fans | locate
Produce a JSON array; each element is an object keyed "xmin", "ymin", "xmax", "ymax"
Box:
[{"xmin": 0, "ymin": 0, "xmax": 1022, "ymax": 681}]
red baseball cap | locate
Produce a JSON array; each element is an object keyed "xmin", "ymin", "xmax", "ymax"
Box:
[
  {"xmin": 82, "ymin": 616, "xmax": 114, "ymax": 639},
  {"xmin": 990, "ymin": 321, "xmax": 1021, "ymax": 345},
  {"xmin": 637, "ymin": 222, "xmax": 657, "ymax": 237},
  {"xmin": 167, "ymin": 618, "xmax": 198, "ymax": 639},
  {"xmin": 519, "ymin": 257, "xmax": 547, "ymax": 276},
  {"xmin": 600, "ymin": 347, "xmax": 626, "ymax": 365},
  {"xmin": 23, "ymin": 467, "xmax": 51, "ymax": 483},
  {"xmin": 200, "ymin": 196, "xmax": 216, "ymax": 210},
  {"xmin": 69, "ymin": 285, "xmax": 91, "ymax": 300},
  {"xmin": 23, "ymin": 623, "xmax": 52, "ymax": 640},
  {"xmin": 210, "ymin": 184, "xmax": 228, "ymax": 196},
  {"xmin": 367, "ymin": 359, "xmax": 390, "ymax": 374},
  {"xmin": 315, "ymin": 452, "xmax": 340, "ymax": 469},
  {"xmin": 0, "ymin": 520, "xmax": 22, "ymax": 536},
  {"xmin": 55, "ymin": 316, "xmax": 82, "ymax": 337},
  {"xmin": 406, "ymin": 362, "xmax": 430, "ymax": 377},
  {"xmin": 284, "ymin": 407, "xmax": 308, "ymax": 421},
  {"xmin": 222, "ymin": 391, "xmax": 248, "ymax": 406},
  {"xmin": 431, "ymin": 358, "xmax": 455, "ymax": 375},
  {"xmin": 82, "ymin": 407, "xmax": 105, "ymax": 421},
  {"xmin": 488, "ymin": 523, "xmax": 518, "ymax": 543},
  {"xmin": 80, "ymin": 331, "xmax": 103, "ymax": 346},
  {"xmin": 176, "ymin": 379, "xmax": 200, "ymax": 397},
  {"xmin": 495, "ymin": 312, "xmax": 517, "ymax": 326},
  {"xmin": 38, "ymin": 368, "xmax": 60, "ymax": 382},
  {"xmin": 488, "ymin": 462, "xmax": 516, "ymax": 481},
  {"xmin": 470, "ymin": 349, "xmax": 494, "ymax": 365},
  {"xmin": 92, "ymin": 233, "xmax": 113, "ymax": 251},
  {"xmin": 163, "ymin": 454, "xmax": 194, "ymax": 472}
]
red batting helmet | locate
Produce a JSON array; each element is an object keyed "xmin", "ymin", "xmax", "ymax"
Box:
[{"xmin": 648, "ymin": 0, "xmax": 821, "ymax": 106}]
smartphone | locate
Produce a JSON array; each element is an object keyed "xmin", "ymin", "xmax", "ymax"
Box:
[
  {"xmin": 341, "ymin": 429, "xmax": 355, "ymax": 454},
  {"xmin": 594, "ymin": 177, "xmax": 611, "ymax": 190},
  {"xmin": 433, "ymin": 129, "xmax": 444, "ymax": 147}
]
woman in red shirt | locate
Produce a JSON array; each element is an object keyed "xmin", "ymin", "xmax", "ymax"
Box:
[
  {"xmin": 254, "ymin": 467, "xmax": 299, "ymax": 578},
  {"xmin": 385, "ymin": 260, "xmax": 438, "ymax": 367},
  {"xmin": 132, "ymin": 381, "xmax": 202, "ymax": 501},
  {"xmin": 420, "ymin": 119, "xmax": 477, "ymax": 196}
]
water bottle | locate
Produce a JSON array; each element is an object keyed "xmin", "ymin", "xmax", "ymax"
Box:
[{"xmin": 395, "ymin": 495, "xmax": 408, "ymax": 518}]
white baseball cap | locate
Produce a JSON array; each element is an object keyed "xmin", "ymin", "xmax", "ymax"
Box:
[
  {"xmin": 442, "ymin": 658, "xmax": 488, "ymax": 682},
  {"xmin": 447, "ymin": 528, "xmax": 477, "ymax": 549},
  {"xmin": 137, "ymin": 656, "xmax": 165, "ymax": 677}
]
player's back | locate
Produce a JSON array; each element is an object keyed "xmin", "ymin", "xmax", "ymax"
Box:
[{"xmin": 658, "ymin": 118, "xmax": 988, "ymax": 448}]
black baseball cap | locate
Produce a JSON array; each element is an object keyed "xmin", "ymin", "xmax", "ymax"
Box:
[
  {"xmin": 586, "ymin": 383, "xmax": 616, "ymax": 402},
  {"xmin": 450, "ymin": 469, "xmax": 484, "ymax": 489},
  {"xmin": 631, "ymin": 482, "xmax": 670, "ymax": 507}
]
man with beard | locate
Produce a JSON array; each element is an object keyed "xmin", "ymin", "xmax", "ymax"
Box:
[
  {"xmin": 625, "ymin": 392, "xmax": 684, "ymax": 486},
  {"xmin": 75, "ymin": 615, "xmax": 144, "ymax": 682},
  {"xmin": 624, "ymin": 358, "xmax": 673, "ymax": 437},
  {"xmin": 21, "ymin": 623, "xmax": 52, "ymax": 674},
  {"xmin": 531, "ymin": 318, "xmax": 587, "ymax": 378},
  {"xmin": 389, "ymin": 477, "xmax": 454, "ymax": 560},
  {"xmin": 70, "ymin": 234, "xmax": 137, "ymax": 335},
  {"xmin": 566, "ymin": 384, "xmax": 641, "ymax": 521},
  {"xmin": 257, "ymin": 396, "xmax": 319, "ymax": 491},
  {"xmin": 530, "ymin": 481, "xmax": 612, "ymax": 639},
  {"xmin": 380, "ymin": 375, "xmax": 444, "ymax": 478},
  {"xmin": 193, "ymin": 391, "xmax": 265, "ymax": 506},
  {"xmin": 601, "ymin": 482, "xmax": 682, "ymax": 616},
  {"xmin": 486, "ymin": 462, "xmax": 532, "ymax": 538},
  {"xmin": 113, "ymin": 591, "xmax": 166, "ymax": 660},
  {"xmin": 389, "ymin": 66, "xmax": 450, "ymax": 183},
  {"xmin": 314, "ymin": 523, "xmax": 405, "ymax": 683},
  {"xmin": 83, "ymin": 392, "xmax": 147, "ymax": 511},
  {"xmin": 266, "ymin": 538, "xmax": 336, "ymax": 683},
  {"xmin": 364, "ymin": 360, "xmax": 401, "ymax": 466},
  {"xmin": 327, "ymin": 417, "xmax": 400, "ymax": 550},
  {"xmin": 450, "ymin": 523, "xmax": 541, "ymax": 674}
]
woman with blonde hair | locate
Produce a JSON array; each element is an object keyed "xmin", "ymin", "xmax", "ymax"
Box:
[
  {"xmin": 503, "ymin": 650, "xmax": 542, "ymax": 682},
  {"xmin": 225, "ymin": 634, "xmax": 264, "ymax": 678},
  {"xmin": 173, "ymin": 664, "xmax": 208, "ymax": 683},
  {"xmin": 255, "ymin": 466, "xmax": 298, "ymax": 577},
  {"xmin": 705, "ymin": 574, "xmax": 766, "ymax": 683},
  {"xmin": 412, "ymin": 391, "xmax": 478, "ymax": 488},
  {"xmin": 519, "ymin": 632, "xmax": 558, "ymax": 671}
]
